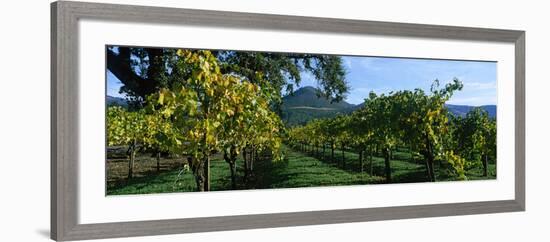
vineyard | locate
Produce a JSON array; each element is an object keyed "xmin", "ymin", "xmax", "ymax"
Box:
[
  {"xmin": 106, "ymin": 47, "xmax": 496, "ymax": 195},
  {"xmin": 287, "ymin": 80, "xmax": 496, "ymax": 183}
]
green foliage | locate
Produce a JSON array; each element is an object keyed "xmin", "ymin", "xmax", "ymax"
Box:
[
  {"xmin": 107, "ymin": 47, "xmax": 350, "ymax": 107},
  {"xmin": 142, "ymin": 49, "xmax": 284, "ymax": 191},
  {"xmin": 147, "ymin": 49, "xmax": 283, "ymax": 158},
  {"xmin": 281, "ymin": 107, "xmax": 347, "ymax": 127},
  {"xmin": 448, "ymin": 107, "xmax": 496, "ymax": 176},
  {"xmin": 106, "ymin": 106, "xmax": 157, "ymax": 148},
  {"xmin": 106, "ymin": 106, "xmax": 170, "ymax": 178},
  {"xmin": 445, "ymin": 150, "xmax": 467, "ymax": 180}
]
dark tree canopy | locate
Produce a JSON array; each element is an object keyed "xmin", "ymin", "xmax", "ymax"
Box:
[
  {"xmin": 107, "ymin": 46, "xmax": 349, "ymax": 108},
  {"xmin": 107, "ymin": 47, "xmax": 175, "ymax": 108}
]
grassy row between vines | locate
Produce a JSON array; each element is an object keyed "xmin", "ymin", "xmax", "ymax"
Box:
[{"xmin": 106, "ymin": 145, "xmax": 496, "ymax": 195}]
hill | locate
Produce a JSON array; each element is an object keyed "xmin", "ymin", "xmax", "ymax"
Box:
[
  {"xmin": 281, "ymin": 86, "xmax": 354, "ymax": 126},
  {"xmin": 282, "ymin": 86, "xmax": 355, "ymax": 109},
  {"xmin": 106, "ymin": 95, "xmax": 128, "ymax": 107},
  {"xmin": 446, "ymin": 104, "xmax": 496, "ymax": 119}
]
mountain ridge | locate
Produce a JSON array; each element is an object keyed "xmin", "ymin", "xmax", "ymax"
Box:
[
  {"xmin": 106, "ymin": 95, "xmax": 128, "ymax": 107},
  {"xmin": 282, "ymin": 86, "xmax": 355, "ymax": 109}
]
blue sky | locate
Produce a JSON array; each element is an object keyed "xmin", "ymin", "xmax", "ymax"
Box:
[
  {"xmin": 107, "ymin": 71, "xmax": 124, "ymax": 98},
  {"xmin": 107, "ymin": 55, "xmax": 497, "ymax": 106}
]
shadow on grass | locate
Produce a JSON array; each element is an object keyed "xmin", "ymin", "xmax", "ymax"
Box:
[
  {"xmin": 300, "ymin": 149, "xmax": 393, "ymax": 175},
  {"xmin": 253, "ymin": 147, "xmax": 386, "ymax": 189},
  {"xmin": 287, "ymin": 146, "xmax": 435, "ymax": 184}
]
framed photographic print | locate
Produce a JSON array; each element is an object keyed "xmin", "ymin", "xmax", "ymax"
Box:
[{"xmin": 51, "ymin": 1, "xmax": 525, "ymax": 241}]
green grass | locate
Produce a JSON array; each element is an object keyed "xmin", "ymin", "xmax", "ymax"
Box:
[
  {"xmin": 107, "ymin": 157, "xmax": 243, "ymax": 195},
  {"xmin": 255, "ymin": 148, "xmax": 385, "ymax": 189},
  {"xmin": 107, "ymin": 145, "xmax": 495, "ymax": 195},
  {"xmin": 299, "ymin": 146, "xmax": 496, "ymax": 183}
]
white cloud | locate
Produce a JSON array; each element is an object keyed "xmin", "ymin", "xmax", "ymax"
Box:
[{"xmin": 465, "ymin": 81, "xmax": 496, "ymax": 90}]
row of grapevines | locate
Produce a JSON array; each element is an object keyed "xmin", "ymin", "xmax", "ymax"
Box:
[{"xmin": 288, "ymin": 79, "xmax": 496, "ymax": 181}]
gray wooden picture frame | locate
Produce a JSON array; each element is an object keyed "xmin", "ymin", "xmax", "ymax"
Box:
[{"xmin": 51, "ymin": 1, "xmax": 525, "ymax": 241}]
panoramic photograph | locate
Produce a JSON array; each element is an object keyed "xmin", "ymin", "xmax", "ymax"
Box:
[{"xmin": 105, "ymin": 46, "xmax": 497, "ymax": 195}]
